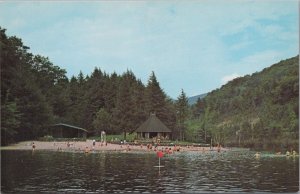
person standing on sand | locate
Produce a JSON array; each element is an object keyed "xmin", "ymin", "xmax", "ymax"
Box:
[
  {"xmin": 217, "ymin": 144, "xmax": 221, "ymax": 153},
  {"xmin": 32, "ymin": 142, "xmax": 36, "ymax": 150},
  {"xmin": 93, "ymin": 140, "xmax": 96, "ymax": 148}
]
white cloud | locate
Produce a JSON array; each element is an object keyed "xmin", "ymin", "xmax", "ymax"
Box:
[
  {"xmin": 239, "ymin": 50, "xmax": 283, "ymax": 68},
  {"xmin": 221, "ymin": 73, "xmax": 241, "ymax": 84}
]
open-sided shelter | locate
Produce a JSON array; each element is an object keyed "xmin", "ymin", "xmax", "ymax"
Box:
[
  {"xmin": 49, "ymin": 123, "xmax": 87, "ymax": 138},
  {"xmin": 136, "ymin": 114, "xmax": 172, "ymax": 139}
]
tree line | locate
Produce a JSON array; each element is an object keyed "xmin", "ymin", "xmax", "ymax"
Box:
[{"xmin": 1, "ymin": 27, "xmax": 189, "ymax": 145}]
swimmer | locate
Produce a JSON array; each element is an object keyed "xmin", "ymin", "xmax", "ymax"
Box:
[{"xmin": 165, "ymin": 147, "xmax": 169, "ymax": 153}]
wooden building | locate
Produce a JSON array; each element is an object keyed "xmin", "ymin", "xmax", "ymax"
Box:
[
  {"xmin": 136, "ymin": 114, "xmax": 172, "ymax": 139},
  {"xmin": 49, "ymin": 123, "xmax": 87, "ymax": 138}
]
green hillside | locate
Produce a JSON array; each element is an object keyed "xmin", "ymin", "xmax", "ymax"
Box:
[{"xmin": 197, "ymin": 56, "xmax": 299, "ymax": 151}]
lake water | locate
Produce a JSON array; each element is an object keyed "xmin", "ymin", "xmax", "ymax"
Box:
[{"xmin": 1, "ymin": 150, "xmax": 299, "ymax": 193}]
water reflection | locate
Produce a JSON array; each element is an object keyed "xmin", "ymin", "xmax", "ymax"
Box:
[{"xmin": 1, "ymin": 150, "xmax": 299, "ymax": 193}]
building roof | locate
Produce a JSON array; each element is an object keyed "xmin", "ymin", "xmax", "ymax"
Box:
[
  {"xmin": 51, "ymin": 123, "xmax": 88, "ymax": 132},
  {"xmin": 136, "ymin": 114, "xmax": 172, "ymax": 133}
]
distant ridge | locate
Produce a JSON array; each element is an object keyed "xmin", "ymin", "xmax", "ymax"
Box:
[{"xmin": 188, "ymin": 93, "xmax": 207, "ymax": 105}]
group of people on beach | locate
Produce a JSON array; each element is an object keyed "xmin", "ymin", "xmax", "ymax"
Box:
[
  {"xmin": 85, "ymin": 139, "xmax": 108, "ymax": 153},
  {"xmin": 144, "ymin": 143, "xmax": 181, "ymax": 154},
  {"xmin": 30, "ymin": 140, "xmax": 224, "ymax": 153},
  {"xmin": 30, "ymin": 141, "xmax": 298, "ymax": 159}
]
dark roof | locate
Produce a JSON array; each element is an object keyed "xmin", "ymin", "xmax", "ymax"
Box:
[
  {"xmin": 51, "ymin": 123, "xmax": 88, "ymax": 132},
  {"xmin": 136, "ymin": 114, "xmax": 171, "ymax": 133}
]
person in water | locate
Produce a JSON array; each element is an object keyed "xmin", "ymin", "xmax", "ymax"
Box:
[{"xmin": 255, "ymin": 152, "xmax": 260, "ymax": 158}]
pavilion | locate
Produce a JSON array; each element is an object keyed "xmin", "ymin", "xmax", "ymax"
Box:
[
  {"xmin": 49, "ymin": 123, "xmax": 87, "ymax": 138},
  {"xmin": 136, "ymin": 113, "xmax": 172, "ymax": 139}
]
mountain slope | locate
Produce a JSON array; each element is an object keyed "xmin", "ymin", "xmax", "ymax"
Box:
[
  {"xmin": 200, "ymin": 56, "xmax": 299, "ymax": 150},
  {"xmin": 188, "ymin": 93, "xmax": 207, "ymax": 105}
]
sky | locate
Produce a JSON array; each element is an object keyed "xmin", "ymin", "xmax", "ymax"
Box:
[{"xmin": 0, "ymin": 0, "xmax": 298, "ymax": 98}]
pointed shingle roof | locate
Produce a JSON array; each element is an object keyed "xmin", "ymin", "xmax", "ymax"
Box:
[{"xmin": 136, "ymin": 114, "xmax": 171, "ymax": 133}]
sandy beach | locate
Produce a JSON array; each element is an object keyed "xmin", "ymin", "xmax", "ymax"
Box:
[{"xmin": 1, "ymin": 140, "xmax": 227, "ymax": 153}]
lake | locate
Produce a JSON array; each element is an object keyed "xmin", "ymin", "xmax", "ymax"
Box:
[{"xmin": 1, "ymin": 149, "xmax": 299, "ymax": 193}]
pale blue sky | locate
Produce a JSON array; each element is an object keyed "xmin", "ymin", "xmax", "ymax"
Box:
[{"xmin": 0, "ymin": 0, "xmax": 298, "ymax": 98}]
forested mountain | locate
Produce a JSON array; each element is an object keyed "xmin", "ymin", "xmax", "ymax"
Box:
[
  {"xmin": 1, "ymin": 28, "xmax": 186, "ymax": 145},
  {"xmin": 192, "ymin": 56, "xmax": 299, "ymax": 150}
]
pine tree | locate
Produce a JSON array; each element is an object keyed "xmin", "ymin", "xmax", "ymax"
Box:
[
  {"xmin": 146, "ymin": 72, "xmax": 167, "ymax": 118},
  {"xmin": 132, "ymin": 80, "xmax": 147, "ymax": 128},
  {"xmin": 113, "ymin": 72, "xmax": 136, "ymax": 139},
  {"xmin": 176, "ymin": 89, "xmax": 189, "ymax": 141}
]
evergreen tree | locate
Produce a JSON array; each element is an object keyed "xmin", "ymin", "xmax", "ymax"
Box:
[
  {"xmin": 146, "ymin": 72, "xmax": 166, "ymax": 118},
  {"xmin": 176, "ymin": 89, "xmax": 189, "ymax": 141},
  {"xmin": 132, "ymin": 80, "xmax": 147, "ymax": 128},
  {"xmin": 113, "ymin": 72, "xmax": 136, "ymax": 139}
]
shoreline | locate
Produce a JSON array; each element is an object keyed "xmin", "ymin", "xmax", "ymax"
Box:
[{"xmin": 0, "ymin": 140, "xmax": 228, "ymax": 153}]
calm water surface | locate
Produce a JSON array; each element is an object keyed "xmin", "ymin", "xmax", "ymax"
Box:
[{"xmin": 1, "ymin": 150, "xmax": 299, "ymax": 193}]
